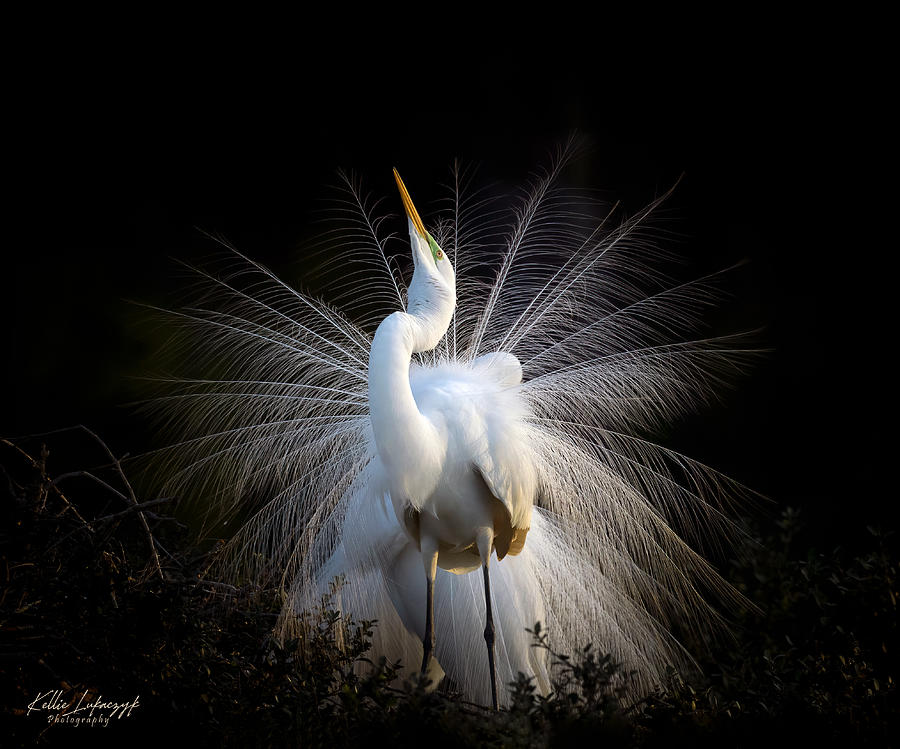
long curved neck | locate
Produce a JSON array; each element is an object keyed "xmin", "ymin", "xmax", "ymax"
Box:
[
  {"xmin": 368, "ymin": 309, "xmax": 446, "ymax": 502},
  {"xmin": 369, "ymin": 311, "xmax": 430, "ymax": 455}
]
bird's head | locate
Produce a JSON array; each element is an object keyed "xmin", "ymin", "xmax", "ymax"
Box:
[{"xmin": 393, "ymin": 169, "xmax": 456, "ymax": 347}]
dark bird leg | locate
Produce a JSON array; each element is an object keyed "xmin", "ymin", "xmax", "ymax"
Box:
[
  {"xmin": 475, "ymin": 526, "xmax": 499, "ymax": 710},
  {"xmin": 482, "ymin": 562, "xmax": 499, "ymax": 710},
  {"xmin": 421, "ymin": 542, "xmax": 439, "ymax": 677}
]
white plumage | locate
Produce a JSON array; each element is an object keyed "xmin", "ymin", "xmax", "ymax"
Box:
[{"xmin": 145, "ymin": 143, "xmax": 755, "ymax": 708}]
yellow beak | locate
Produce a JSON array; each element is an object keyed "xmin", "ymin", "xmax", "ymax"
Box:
[{"xmin": 393, "ymin": 168, "xmax": 428, "ymax": 240}]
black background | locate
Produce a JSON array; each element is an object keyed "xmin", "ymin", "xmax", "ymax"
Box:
[{"xmin": 3, "ymin": 25, "xmax": 891, "ymax": 546}]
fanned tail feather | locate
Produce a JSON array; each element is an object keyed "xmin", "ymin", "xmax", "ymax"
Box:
[{"xmin": 138, "ymin": 145, "xmax": 760, "ymax": 706}]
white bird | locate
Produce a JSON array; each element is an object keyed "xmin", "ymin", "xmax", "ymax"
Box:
[
  {"xmin": 360, "ymin": 169, "xmax": 543, "ymax": 708},
  {"xmin": 145, "ymin": 143, "xmax": 755, "ymax": 709}
]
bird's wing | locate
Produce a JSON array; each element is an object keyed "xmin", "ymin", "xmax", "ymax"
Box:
[
  {"xmin": 472, "ymin": 459, "xmax": 534, "ymax": 560},
  {"xmin": 467, "ymin": 349, "xmax": 538, "ymax": 552}
]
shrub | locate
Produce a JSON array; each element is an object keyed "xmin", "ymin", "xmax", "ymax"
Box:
[{"xmin": 1, "ymin": 433, "xmax": 896, "ymax": 747}]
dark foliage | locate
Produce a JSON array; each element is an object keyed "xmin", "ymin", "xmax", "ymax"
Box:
[
  {"xmin": 636, "ymin": 507, "xmax": 899, "ymax": 746},
  {"xmin": 1, "ymin": 433, "xmax": 896, "ymax": 747}
]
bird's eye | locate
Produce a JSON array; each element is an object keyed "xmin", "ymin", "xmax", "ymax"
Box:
[{"xmin": 436, "ymin": 249, "xmax": 444, "ymax": 260}]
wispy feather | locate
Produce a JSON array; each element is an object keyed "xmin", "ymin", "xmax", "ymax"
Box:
[{"xmin": 137, "ymin": 146, "xmax": 761, "ymax": 706}]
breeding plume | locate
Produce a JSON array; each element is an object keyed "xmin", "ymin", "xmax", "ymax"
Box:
[{"xmin": 147, "ymin": 145, "xmax": 755, "ymax": 708}]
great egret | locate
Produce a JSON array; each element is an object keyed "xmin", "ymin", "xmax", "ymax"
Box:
[{"xmin": 146, "ymin": 144, "xmax": 755, "ymax": 709}]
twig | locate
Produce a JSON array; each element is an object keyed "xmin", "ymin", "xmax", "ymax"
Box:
[
  {"xmin": 199, "ymin": 580, "xmax": 242, "ymax": 594},
  {"xmin": 90, "ymin": 497, "xmax": 174, "ymax": 524},
  {"xmin": 7, "ymin": 427, "xmax": 169, "ymax": 581},
  {"xmin": 151, "ymin": 536, "xmax": 184, "ymax": 570},
  {"xmin": 143, "ymin": 511, "xmax": 188, "ymax": 528},
  {"xmin": 0, "ymin": 437, "xmax": 43, "ymax": 468},
  {"xmin": 75, "ymin": 425, "xmax": 165, "ymax": 581},
  {"xmin": 1, "ymin": 438, "xmax": 93, "ymax": 529},
  {"xmin": 52, "ymin": 470, "xmax": 130, "ymax": 503}
]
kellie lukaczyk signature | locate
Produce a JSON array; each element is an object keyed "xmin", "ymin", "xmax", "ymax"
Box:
[{"xmin": 27, "ymin": 689, "xmax": 140, "ymax": 726}]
